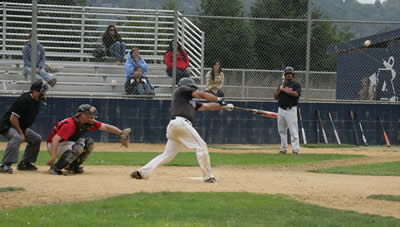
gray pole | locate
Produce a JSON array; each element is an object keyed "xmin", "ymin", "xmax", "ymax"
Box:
[
  {"xmin": 200, "ymin": 31, "xmax": 205, "ymax": 91},
  {"xmin": 31, "ymin": 0, "xmax": 38, "ymax": 84},
  {"xmin": 305, "ymin": 0, "xmax": 312, "ymax": 95},
  {"xmin": 172, "ymin": 10, "xmax": 178, "ymax": 91}
]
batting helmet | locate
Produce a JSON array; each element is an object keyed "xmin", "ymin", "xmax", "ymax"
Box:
[
  {"xmin": 178, "ymin": 77, "xmax": 198, "ymax": 89},
  {"xmin": 284, "ymin": 66, "xmax": 295, "ymax": 75}
]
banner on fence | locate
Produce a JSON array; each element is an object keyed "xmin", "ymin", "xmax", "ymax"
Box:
[{"xmin": 336, "ymin": 47, "xmax": 400, "ymax": 101}]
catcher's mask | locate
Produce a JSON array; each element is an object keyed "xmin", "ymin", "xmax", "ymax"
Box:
[
  {"xmin": 178, "ymin": 77, "xmax": 198, "ymax": 89},
  {"xmin": 283, "ymin": 66, "xmax": 295, "ymax": 76},
  {"xmin": 75, "ymin": 104, "xmax": 98, "ymax": 124},
  {"xmin": 30, "ymin": 80, "xmax": 48, "ymax": 104}
]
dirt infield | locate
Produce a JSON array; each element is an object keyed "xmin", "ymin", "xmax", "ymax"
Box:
[{"xmin": 1, "ymin": 143, "xmax": 400, "ymax": 219}]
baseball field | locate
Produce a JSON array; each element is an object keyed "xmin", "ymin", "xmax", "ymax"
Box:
[{"xmin": 1, "ymin": 142, "xmax": 400, "ymax": 226}]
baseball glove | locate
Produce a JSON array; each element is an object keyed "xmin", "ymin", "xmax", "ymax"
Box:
[{"xmin": 120, "ymin": 128, "xmax": 131, "ymax": 147}]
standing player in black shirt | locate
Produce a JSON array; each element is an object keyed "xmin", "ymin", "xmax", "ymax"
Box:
[
  {"xmin": 0, "ymin": 80, "xmax": 48, "ymax": 173},
  {"xmin": 274, "ymin": 66, "xmax": 302, "ymax": 155},
  {"xmin": 131, "ymin": 78, "xmax": 233, "ymax": 183}
]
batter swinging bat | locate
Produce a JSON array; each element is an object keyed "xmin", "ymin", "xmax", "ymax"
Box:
[
  {"xmin": 355, "ymin": 112, "xmax": 368, "ymax": 146},
  {"xmin": 350, "ymin": 111, "xmax": 359, "ymax": 146},
  {"xmin": 317, "ymin": 110, "xmax": 328, "ymax": 144},
  {"xmin": 328, "ymin": 112, "xmax": 341, "ymax": 144},
  {"xmin": 298, "ymin": 107, "xmax": 307, "ymax": 144},
  {"xmin": 378, "ymin": 116, "xmax": 391, "ymax": 147},
  {"xmin": 233, "ymin": 106, "xmax": 278, "ymax": 118}
]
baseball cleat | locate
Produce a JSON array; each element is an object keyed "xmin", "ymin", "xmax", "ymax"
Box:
[
  {"xmin": 279, "ymin": 150, "xmax": 287, "ymax": 154},
  {"xmin": 204, "ymin": 177, "xmax": 217, "ymax": 183},
  {"xmin": 17, "ymin": 162, "xmax": 38, "ymax": 171},
  {"xmin": 0, "ymin": 164, "xmax": 13, "ymax": 174},
  {"xmin": 48, "ymin": 167, "xmax": 62, "ymax": 175},
  {"xmin": 292, "ymin": 150, "xmax": 300, "ymax": 155},
  {"xmin": 131, "ymin": 170, "xmax": 143, "ymax": 179}
]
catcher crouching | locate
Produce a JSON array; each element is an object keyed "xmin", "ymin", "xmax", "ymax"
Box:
[{"xmin": 46, "ymin": 104, "xmax": 131, "ymax": 175}]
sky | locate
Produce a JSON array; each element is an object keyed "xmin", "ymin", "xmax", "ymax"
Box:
[{"xmin": 357, "ymin": 0, "xmax": 385, "ymax": 3}]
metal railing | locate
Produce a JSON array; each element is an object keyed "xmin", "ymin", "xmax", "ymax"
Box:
[{"xmin": 0, "ymin": 2, "xmax": 204, "ymax": 78}]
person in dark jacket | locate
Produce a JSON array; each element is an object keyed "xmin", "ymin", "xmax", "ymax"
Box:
[
  {"xmin": 102, "ymin": 25, "xmax": 126, "ymax": 65},
  {"xmin": 0, "ymin": 80, "xmax": 48, "ymax": 174}
]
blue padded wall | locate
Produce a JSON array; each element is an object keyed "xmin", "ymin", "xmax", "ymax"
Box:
[{"xmin": 0, "ymin": 97, "xmax": 398, "ymax": 145}]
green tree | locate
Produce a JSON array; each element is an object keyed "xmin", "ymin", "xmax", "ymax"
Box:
[
  {"xmin": 197, "ymin": 0, "xmax": 255, "ymax": 69},
  {"xmin": 251, "ymin": 0, "xmax": 354, "ymax": 71}
]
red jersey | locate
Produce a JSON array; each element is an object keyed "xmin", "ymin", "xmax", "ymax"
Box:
[
  {"xmin": 47, "ymin": 116, "xmax": 102, "ymax": 143},
  {"xmin": 164, "ymin": 50, "xmax": 190, "ymax": 69}
]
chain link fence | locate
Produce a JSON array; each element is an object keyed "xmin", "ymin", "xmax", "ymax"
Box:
[{"xmin": 1, "ymin": 0, "xmax": 400, "ymax": 102}]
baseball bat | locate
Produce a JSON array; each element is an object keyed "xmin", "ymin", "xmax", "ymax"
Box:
[
  {"xmin": 316, "ymin": 111, "xmax": 320, "ymax": 144},
  {"xmin": 355, "ymin": 112, "xmax": 368, "ymax": 146},
  {"xmin": 233, "ymin": 106, "xmax": 278, "ymax": 118},
  {"xmin": 378, "ymin": 116, "xmax": 391, "ymax": 147},
  {"xmin": 350, "ymin": 111, "xmax": 359, "ymax": 146},
  {"xmin": 298, "ymin": 107, "xmax": 307, "ymax": 144},
  {"xmin": 328, "ymin": 112, "xmax": 341, "ymax": 144},
  {"xmin": 317, "ymin": 110, "xmax": 328, "ymax": 144}
]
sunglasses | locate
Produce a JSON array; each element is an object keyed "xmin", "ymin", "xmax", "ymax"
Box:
[{"xmin": 110, "ymin": 29, "xmax": 116, "ymax": 31}]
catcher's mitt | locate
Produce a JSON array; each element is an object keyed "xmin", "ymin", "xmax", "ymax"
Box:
[{"xmin": 120, "ymin": 128, "xmax": 131, "ymax": 147}]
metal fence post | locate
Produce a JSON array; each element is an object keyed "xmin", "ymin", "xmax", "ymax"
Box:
[
  {"xmin": 181, "ymin": 16, "xmax": 185, "ymax": 49},
  {"xmin": 2, "ymin": 2, "xmax": 6, "ymax": 60},
  {"xmin": 31, "ymin": 0, "xmax": 38, "ymax": 84},
  {"xmin": 242, "ymin": 70, "xmax": 245, "ymax": 98},
  {"xmin": 200, "ymin": 31, "xmax": 205, "ymax": 91},
  {"xmin": 154, "ymin": 10, "xmax": 159, "ymax": 56},
  {"xmin": 305, "ymin": 0, "xmax": 313, "ymax": 98},
  {"xmin": 172, "ymin": 10, "xmax": 178, "ymax": 92},
  {"xmin": 80, "ymin": 7, "xmax": 86, "ymax": 63}
]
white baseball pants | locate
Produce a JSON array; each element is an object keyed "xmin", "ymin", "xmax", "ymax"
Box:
[
  {"xmin": 277, "ymin": 107, "xmax": 300, "ymax": 152},
  {"xmin": 139, "ymin": 116, "xmax": 214, "ymax": 180}
]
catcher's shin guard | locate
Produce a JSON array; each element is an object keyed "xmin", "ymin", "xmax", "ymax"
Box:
[
  {"xmin": 53, "ymin": 143, "xmax": 84, "ymax": 171},
  {"xmin": 68, "ymin": 138, "xmax": 94, "ymax": 171}
]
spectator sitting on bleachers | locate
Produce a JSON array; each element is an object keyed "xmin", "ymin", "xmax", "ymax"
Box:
[
  {"xmin": 124, "ymin": 48, "xmax": 148, "ymax": 81},
  {"xmin": 102, "ymin": 25, "xmax": 126, "ymax": 65},
  {"xmin": 205, "ymin": 60, "xmax": 224, "ymax": 97},
  {"xmin": 22, "ymin": 33, "xmax": 57, "ymax": 87},
  {"xmin": 125, "ymin": 66, "xmax": 155, "ymax": 96},
  {"xmin": 164, "ymin": 40, "xmax": 190, "ymax": 84}
]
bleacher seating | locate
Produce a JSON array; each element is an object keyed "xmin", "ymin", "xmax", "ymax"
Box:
[{"xmin": 0, "ymin": 3, "xmax": 205, "ymax": 98}]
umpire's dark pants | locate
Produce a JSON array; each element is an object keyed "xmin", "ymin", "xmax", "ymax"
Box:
[{"xmin": 1, "ymin": 127, "xmax": 42, "ymax": 164}]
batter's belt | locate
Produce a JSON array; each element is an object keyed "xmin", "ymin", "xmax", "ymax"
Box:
[{"xmin": 171, "ymin": 116, "xmax": 192, "ymax": 125}]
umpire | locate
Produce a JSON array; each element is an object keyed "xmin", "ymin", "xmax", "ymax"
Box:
[
  {"xmin": 273, "ymin": 66, "xmax": 302, "ymax": 155},
  {"xmin": 0, "ymin": 80, "xmax": 48, "ymax": 173}
]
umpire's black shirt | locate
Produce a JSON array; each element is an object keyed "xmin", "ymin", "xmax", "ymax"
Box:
[
  {"xmin": 0, "ymin": 92, "xmax": 40, "ymax": 132},
  {"xmin": 277, "ymin": 81, "xmax": 302, "ymax": 109}
]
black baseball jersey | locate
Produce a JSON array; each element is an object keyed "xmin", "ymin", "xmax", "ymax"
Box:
[
  {"xmin": 170, "ymin": 86, "xmax": 202, "ymax": 124},
  {"xmin": 277, "ymin": 81, "xmax": 302, "ymax": 109},
  {"xmin": 0, "ymin": 92, "xmax": 40, "ymax": 132}
]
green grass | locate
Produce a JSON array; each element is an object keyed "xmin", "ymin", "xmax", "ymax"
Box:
[
  {"xmin": 29, "ymin": 151, "xmax": 365, "ymax": 167},
  {"xmin": 208, "ymin": 144, "xmax": 279, "ymax": 150},
  {"xmin": 310, "ymin": 161, "xmax": 400, "ymax": 176},
  {"xmin": 302, "ymin": 144, "xmax": 358, "ymax": 148},
  {"xmin": 0, "ymin": 192, "xmax": 398, "ymax": 227},
  {"xmin": 368, "ymin": 195, "xmax": 400, "ymax": 202},
  {"xmin": 0, "ymin": 187, "xmax": 24, "ymax": 193}
]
